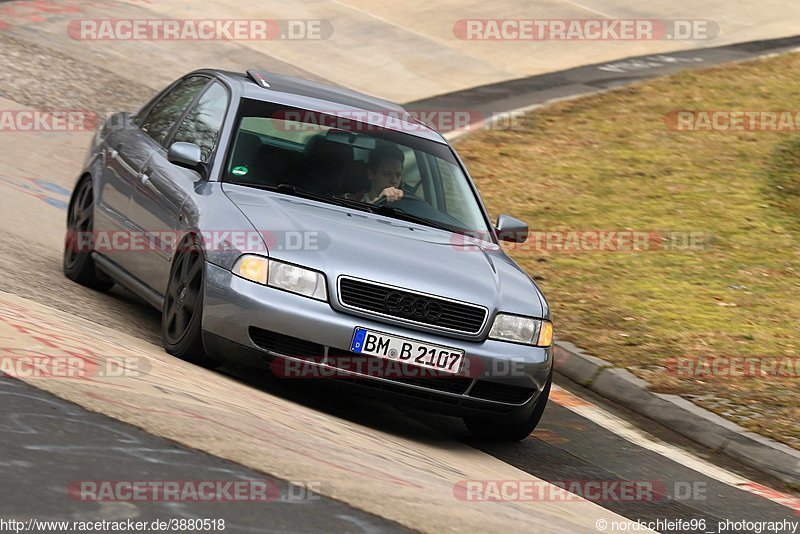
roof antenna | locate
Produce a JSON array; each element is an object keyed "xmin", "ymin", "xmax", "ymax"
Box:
[{"xmin": 246, "ymin": 69, "xmax": 271, "ymax": 88}]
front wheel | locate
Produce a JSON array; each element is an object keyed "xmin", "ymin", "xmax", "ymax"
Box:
[
  {"xmin": 162, "ymin": 235, "xmax": 220, "ymax": 369},
  {"xmin": 463, "ymin": 368, "xmax": 553, "ymax": 441}
]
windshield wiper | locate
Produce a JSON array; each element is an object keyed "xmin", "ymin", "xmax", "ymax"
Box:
[
  {"xmin": 332, "ymin": 195, "xmax": 458, "ymax": 233},
  {"xmin": 375, "ymin": 205, "xmax": 459, "ymax": 234},
  {"xmin": 227, "ymin": 182, "xmax": 325, "ymax": 201},
  {"xmin": 227, "ymin": 182, "xmax": 374, "ymax": 212},
  {"xmin": 329, "ymin": 194, "xmax": 384, "ymax": 213}
]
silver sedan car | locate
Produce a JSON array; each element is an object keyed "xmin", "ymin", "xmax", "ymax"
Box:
[{"xmin": 63, "ymin": 69, "xmax": 553, "ymax": 440}]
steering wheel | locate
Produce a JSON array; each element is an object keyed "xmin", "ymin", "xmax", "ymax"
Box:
[{"xmin": 373, "ymin": 193, "xmax": 426, "ymax": 207}]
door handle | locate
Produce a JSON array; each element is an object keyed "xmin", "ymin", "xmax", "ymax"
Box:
[{"xmin": 139, "ymin": 169, "xmax": 159, "ymax": 192}]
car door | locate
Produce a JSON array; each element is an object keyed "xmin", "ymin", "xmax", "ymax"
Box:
[
  {"xmin": 129, "ymin": 80, "xmax": 229, "ymax": 296},
  {"xmin": 116, "ymin": 75, "xmax": 210, "ymax": 289}
]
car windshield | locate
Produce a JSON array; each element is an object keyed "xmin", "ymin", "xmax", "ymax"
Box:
[{"xmin": 223, "ymin": 99, "xmax": 492, "ymax": 235}]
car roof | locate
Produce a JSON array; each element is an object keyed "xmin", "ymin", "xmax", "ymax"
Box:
[{"xmin": 205, "ymin": 69, "xmax": 447, "ymax": 144}]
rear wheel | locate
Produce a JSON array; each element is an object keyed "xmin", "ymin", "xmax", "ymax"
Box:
[
  {"xmin": 464, "ymin": 368, "xmax": 553, "ymax": 441},
  {"xmin": 63, "ymin": 177, "xmax": 114, "ymax": 291},
  {"xmin": 162, "ymin": 235, "xmax": 220, "ymax": 369}
]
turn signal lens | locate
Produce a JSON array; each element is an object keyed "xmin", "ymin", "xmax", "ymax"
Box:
[
  {"xmin": 233, "ymin": 255, "xmax": 269, "ymax": 285},
  {"xmin": 535, "ymin": 320, "xmax": 554, "ymax": 347}
]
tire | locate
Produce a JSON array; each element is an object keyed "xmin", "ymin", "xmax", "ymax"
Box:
[
  {"xmin": 161, "ymin": 235, "xmax": 220, "ymax": 369},
  {"xmin": 63, "ymin": 177, "xmax": 114, "ymax": 291},
  {"xmin": 463, "ymin": 367, "xmax": 553, "ymax": 441}
]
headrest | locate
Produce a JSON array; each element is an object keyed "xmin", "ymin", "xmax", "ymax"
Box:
[
  {"xmin": 340, "ymin": 160, "xmax": 370, "ymax": 194},
  {"xmin": 304, "ymin": 135, "xmax": 353, "ymax": 168}
]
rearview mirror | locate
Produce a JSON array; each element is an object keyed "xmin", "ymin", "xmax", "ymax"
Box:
[
  {"xmin": 167, "ymin": 142, "xmax": 203, "ymax": 172},
  {"xmin": 496, "ymin": 214, "xmax": 528, "ymax": 243}
]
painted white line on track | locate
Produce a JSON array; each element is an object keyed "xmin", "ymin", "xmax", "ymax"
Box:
[
  {"xmin": 555, "ymin": 0, "xmax": 617, "ymax": 19},
  {"xmin": 551, "ymin": 385, "xmax": 800, "ymax": 514}
]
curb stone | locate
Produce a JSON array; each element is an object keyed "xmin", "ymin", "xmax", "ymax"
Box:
[{"xmin": 554, "ymin": 341, "xmax": 800, "ymax": 487}]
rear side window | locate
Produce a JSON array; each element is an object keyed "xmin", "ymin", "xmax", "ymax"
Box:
[
  {"xmin": 140, "ymin": 76, "xmax": 208, "ymax": 146},
  {"xmin": 172, "ymin": 82, "xmax": 228, "ymax": 162}
]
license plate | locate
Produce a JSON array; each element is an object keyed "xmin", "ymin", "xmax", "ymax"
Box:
[{"xmin": 350, "ymin": 327, "xmax": 464, "ymax": 374}]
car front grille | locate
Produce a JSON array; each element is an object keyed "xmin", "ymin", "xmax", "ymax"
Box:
[
  {"xmin": 337, "ymin": 277, "xmax": 487, "ymax": 335},
  {"xmin": 249, "ymin": 328, "xmax": 532, "ymax": 406}
]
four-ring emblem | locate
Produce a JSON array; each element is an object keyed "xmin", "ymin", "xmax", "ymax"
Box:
[{"xmin": 383, "ymin": 291, "xmax": 443, "ymax": 322}]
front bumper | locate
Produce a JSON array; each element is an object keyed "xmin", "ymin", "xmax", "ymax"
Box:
[{"xmin": 202, "ymin": 262, "xmax": 552, "ymax": 419}]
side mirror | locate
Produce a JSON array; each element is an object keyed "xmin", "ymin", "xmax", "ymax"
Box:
[
  {"xmin": 167, "ymin": 142, "xmax": 203, "ymax": 173},
  {"xmin": 496, "ymin": 214, "xmax": 528, "ymax": 243}
]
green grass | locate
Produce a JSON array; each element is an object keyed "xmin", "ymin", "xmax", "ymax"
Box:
[{"xmin": 455, "ymin": 52, "xmax": 800, "ymax": 449}]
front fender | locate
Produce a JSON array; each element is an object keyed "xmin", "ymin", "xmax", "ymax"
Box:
[{"xmin": 170, "ymin": 181, "xmax": 269, "ymax": 272}]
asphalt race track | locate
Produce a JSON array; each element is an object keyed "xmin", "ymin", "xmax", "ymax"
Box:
[{"xmin": 1, "ymin": 1, "xmax": 800, "ymax": 533}]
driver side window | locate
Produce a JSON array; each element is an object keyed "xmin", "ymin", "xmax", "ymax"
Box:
[
  {"xmin": 172, "ymin": 82, "xmax": 229, "ymax": 162},
  {"xmin": 139, "ymin": 76, "xmax": 208, "ymax": 147}
]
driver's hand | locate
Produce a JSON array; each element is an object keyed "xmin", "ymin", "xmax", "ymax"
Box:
[{"xmin": 377, "ymin": 187, "xmax": 403, "ymax": 203}]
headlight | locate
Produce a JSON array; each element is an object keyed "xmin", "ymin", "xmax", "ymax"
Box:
[
  {"xmin": 232, "ymin": 255, "xmax": 328, "ymax": 301},
  {"xmin": 268, "ymin": 260, "xmax": 327, "ymax": 300},
  {"xmin": 488, "ymin": 314, "xmax": 553, "ymax": 347}
]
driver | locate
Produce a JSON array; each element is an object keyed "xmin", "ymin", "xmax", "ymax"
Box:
[{"xmin": 363, "ymin": 143, "xmax": 404, "ymax": 204}]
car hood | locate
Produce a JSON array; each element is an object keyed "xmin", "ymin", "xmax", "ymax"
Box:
[{"xmin": 223, "ymin": 184, "xmax": 546, "ymax": 320}]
